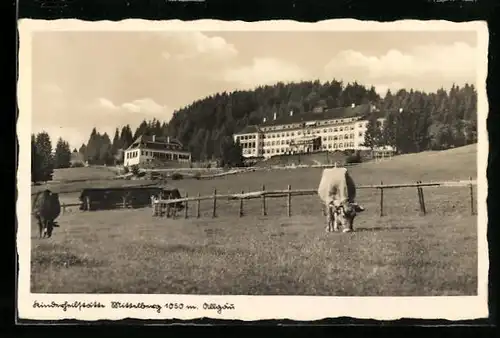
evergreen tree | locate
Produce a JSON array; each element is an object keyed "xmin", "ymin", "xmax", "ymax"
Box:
[
  {"xmin": 35, "ymin": 131, "xmax": 54, "ymax": 182},
  {"xmin": 98, "ymin": 133, "xmax": 113, "ymax": 165},
  {"xmin": 111, "ymin": 128, "xmax": 120, "ymax": 155},
  {"xmin": 85, "ymin": 128, "xmax": 99, "ymax": 164},
  {"xmin": 133, "ymin": 120, "xmax": 149, "ymax": 139},
  {"xmin": 219, "ymin": 136, "xmax": 243, "ymax": 167},
  {"xmin": 31, "ymin": 134, "xmax": 42, "ymax": 184},
  {"xmin": 362, "ymin": 114, "xmax": 382, "ymax": 151},
  {"xmin": 78, "ymin": 143, "xmax": 87, "ymax": 156},
  {"xmin": 120, "ymin": 125, "xmax": 134, "ymax": 149},
  {"xmin": 54, "ymin": 137, "xmax": 72, "ymax": 169},
  {"xmin": 380, "ymin": 111, "xmax": 397, "ymax": 151},
  {"xmin": 77, "ymin": 80, "xmax": 478, "ymax": 161}
]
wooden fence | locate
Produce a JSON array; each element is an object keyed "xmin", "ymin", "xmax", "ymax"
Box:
[{"xmin": 150, "ymin": 178, "xmax": 478, "ymax": 219}]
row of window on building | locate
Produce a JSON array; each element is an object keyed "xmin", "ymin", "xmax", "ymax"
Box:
[
  {"xmin": 126, "ymin": 150, "xmax": 190, "ymax": 161},
  {"xmin": 236, "ymin": 124, "xmax": 367, "ymax": 143},
  {"xmin": 240, "ymin": 132, "xmax": 363, "ymax": 150},
  {"xmin": 126, "ymin": 151, "xmax": 139, "ymax": 159},
  {"xmin": 260, "ymin": 117, "xmax": 360, "ymax": 133},
  {"xmin": 241, "ymin": 142, "xmax": 257, "ymax": 149},
  {"xmin": 262, "ymin": 125, "xmax": 361, "ymax": 139},
  {"xmin": 258, "ymin": 141, "xmax": 357, "ymax": 155}
]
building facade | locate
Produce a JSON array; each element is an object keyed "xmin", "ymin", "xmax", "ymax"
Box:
[
  {"xmin": 124, "ymin": 134, "xmax": 192, "ymax": 167},
  {"xmin": 233, "ymin": 104, "xmax": 395, "ymax": 159}
]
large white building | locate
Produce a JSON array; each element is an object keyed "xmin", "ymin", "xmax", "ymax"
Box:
[
  {"xmin": 233, "ymin": 103, "xmax": 394, "ymax": 159},
  {"xmin": 124, "ymin": 134, "xmax": 191, "ymax": 167}
]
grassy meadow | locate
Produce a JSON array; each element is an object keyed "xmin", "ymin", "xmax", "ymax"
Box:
[{"xmin": 30, "ymin": 144, "xmax": 479, "ymax": 295}]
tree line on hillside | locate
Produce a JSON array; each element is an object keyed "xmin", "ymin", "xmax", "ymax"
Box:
[
  {"xmin": 44, "ymin": 80, "xmax": 477, "ymax": 176},
  {"xmin": 31, "ymin": 132, "xmax": 72, "ymax": 184},
  {"xmin": 362, "ymin": 84, "xmax": 477, "ymax": 153}
]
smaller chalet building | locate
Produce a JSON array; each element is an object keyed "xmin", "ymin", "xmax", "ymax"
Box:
[
  {"xmin": 70, "ymin": 150, "xmax": 85, "ymax": 167},
  {"xmin": 124, "ymin": 134, "xmax": 191, "ymax": 167}
]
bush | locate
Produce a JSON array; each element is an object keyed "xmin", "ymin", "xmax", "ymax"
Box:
[
  {"xmin": 123, "ymin": 166, "xmax": 130, "ymax": 174},
  {"xmin": 345, "ymin": 153, "xmax": 362, "ymax": 164},
  {"xmin": 171, "ymin": 172, "xmax": 183, "ymax": 180},
  {"xmin": 130, "ymin": 165, "xmax": 140, "ymax": 176},
  {"xmin": 193, "ymin": 172, "xmax": 201, "ymax": 180},
  {"xmin": 70, "ymin": 162, "xmax": 85, "ymax": 168}
]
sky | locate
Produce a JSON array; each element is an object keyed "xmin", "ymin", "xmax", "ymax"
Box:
[{"xmin": 31, "ymin": 30, "xmax": 478, "ymax": 150}]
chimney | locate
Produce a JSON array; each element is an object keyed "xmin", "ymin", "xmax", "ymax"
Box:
[
  {"xmin": 351, "ymin": 103, "xmax": 355, "ymax": 108},
  {"xmin": 152, "ymin": 134, "xmax": 155, "ymax": 142},
  {"xmin": 273, "ymin": 112, "xmax": 277, "ymax": 120},
  {"xmin": 290, "ymin": 110, "xmax": 294, "ymax": 116}
]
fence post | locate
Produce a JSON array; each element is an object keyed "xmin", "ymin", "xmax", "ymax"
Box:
[
  {"xmin": 416, "ymin": 181, "xmax": 422, "ymax": 213},
  {"xmin": 469, "ymin": 176, "xmax": 475, "ymax": 215},
  {"xmin": 184, "ymin": 192, "xmax": 189, "ymax": 219},
  {"xmin": 287, "ymin": 184, "xmax": 292, "ymax": 217},
  {"xmin": 420, "ymin": 183, "xmax": 427, "ymax": 215},
  {"xmin": 416, "ymin": 180, "xmax": 425, "ymax": 215},
  {"xmin": 86, "ymin": 196, "xmax": 92, "ymax": 211},
  {"xmin": 165, "ymin": 202, "xmax": 170, "ymax": 218},
  {"xmin": 212, "ymin": 188, "xmax": 217, "ymax": 218},
  {"xmin": 261, "ymin": 184, "xmax": 267, "ymax": 216},
  {"xmin": 380, "ymin": 181, "xmax": 384, "ymax": 217},
  {"xmin": 196, "ymin": 192, "xmax": 201, "ymax": 218},
  {"xmin": 239, "ymin": 190, "xmax": 244, "ymax": 217},
  {"xmin": 171, "ymin": 201, "xmax": 177, "ymax": 219}
]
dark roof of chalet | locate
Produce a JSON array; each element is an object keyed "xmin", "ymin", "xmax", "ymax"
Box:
[
  {"xmin": 126, "ymin": 134, "xmax": 188, "ymax": 152},
  {"xmin": 131, "ymin": 134, "xmax": 176, "ymax": 144}
]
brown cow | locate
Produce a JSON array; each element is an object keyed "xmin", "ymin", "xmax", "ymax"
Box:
[
  {"xmin": 317, "ymin": 167, "xmax": 365, "ymax": 233},
  {"xmin": 32, "ymin": 189, "xmax": 61, "ymax": 238}
]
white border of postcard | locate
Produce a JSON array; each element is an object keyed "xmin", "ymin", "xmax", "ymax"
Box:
[{"xmin": 17, "ymin": 19, "xmax": 489, "ymax": 322}]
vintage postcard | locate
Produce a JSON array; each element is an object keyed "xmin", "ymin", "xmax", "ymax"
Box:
[{"xmin": 17, "ymin": 19, "xmax": 489, "ymax": 322}]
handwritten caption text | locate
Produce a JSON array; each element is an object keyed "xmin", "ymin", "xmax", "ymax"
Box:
[{"xmin": 33, "ymin": 300, "xmax": 235, "ymax": 314}]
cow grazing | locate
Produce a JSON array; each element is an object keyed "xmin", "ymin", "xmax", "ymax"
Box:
[
  {"xmin": 317, "ymin": 167, "xmax": 365, "ymax": 233},
  {"xmin": 32, "ymin": 189, "xmax": 61, "ymax": 238}
]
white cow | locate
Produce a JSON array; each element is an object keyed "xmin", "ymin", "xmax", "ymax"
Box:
[{"xmin": 317, "ymin": 167, "xmax": 365, "ymax": 233}]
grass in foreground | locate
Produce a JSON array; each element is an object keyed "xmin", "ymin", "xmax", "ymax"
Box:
[
  {"xmin": 29, "ymin": 145, "xmax": 478, "ymax": 295},
  {"xmin": 31, "ymin": 200, "xmax": 477, "ymax": 296}
]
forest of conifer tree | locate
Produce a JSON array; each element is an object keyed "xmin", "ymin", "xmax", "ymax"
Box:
[{"xmin": 71, "ymin": 80, "xmax": 479, "ymax": 165}]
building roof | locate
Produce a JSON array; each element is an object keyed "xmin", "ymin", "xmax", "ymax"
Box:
[
  {"xmin": 237, "ymin": 125, "xmax": 260, "ymax": 135},
  {"xmin": 131, "ymin": 134, "xmax": 174, "ymax": 144},
  {"xmin": 234, "ymin": 103, "xmax": 385, "ymax": 136},
  {"xmin": 261, "ymin": 104, "xmax": 373, "ymax": 127},
  {"xmin": 126, "ymin": 134, "xmax": 188, "ymax": 152}
]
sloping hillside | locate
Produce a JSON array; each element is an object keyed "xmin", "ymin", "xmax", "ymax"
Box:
[
  {"xmin": 52, "ymin": 166, "xmax": 119, "ymax": 182},
  {"xmin": 352, "ymin": 144, "xmax": 477, "ymax": 183},
  {"xmin": 256, "ymin": 151, "xmax": 350, "ymax": 167}
]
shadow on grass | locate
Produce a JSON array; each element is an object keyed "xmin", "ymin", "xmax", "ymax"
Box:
[
  {"xmin": 354, "ymin": 226, "xmax": 415, "ymax": 232},
  {"xmin": 147, "ymin": 242, "xmax": 246, "ymax": 257},
  {"xmin": 32, "ymin": 250, "xmax": 105, "ymax": 269}
]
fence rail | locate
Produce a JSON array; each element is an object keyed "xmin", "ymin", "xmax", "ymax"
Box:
[
  {"xmin": 149, "ymin": 178, "xmax": 477, "ymax": 218},
  {"xmin": 61, "ymin": 178, "xmax": 478, "ymax": 216}
]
